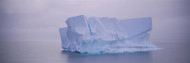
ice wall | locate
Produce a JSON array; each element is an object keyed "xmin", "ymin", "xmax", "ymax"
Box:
[{"xmin": 59, "ymin": 15, "xmax": 159, "ymax": 54}]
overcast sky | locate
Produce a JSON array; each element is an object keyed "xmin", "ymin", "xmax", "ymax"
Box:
[{"xmin": 0, "ymin": 0, "xmax": 190, "ymax": 41}]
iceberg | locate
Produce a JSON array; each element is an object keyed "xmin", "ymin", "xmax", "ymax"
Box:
[{"xmin": 59, "ymin": 15, "xmax": 159, "ymax": 54}]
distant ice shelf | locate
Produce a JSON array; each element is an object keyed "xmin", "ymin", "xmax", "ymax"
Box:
[{"xmin": 59, "ymin": 15, "xmax": 160, "ymax": 54}]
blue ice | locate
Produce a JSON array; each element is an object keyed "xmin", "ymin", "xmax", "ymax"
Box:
[{"xmin": 59, "ymin": 15, "xmax": 159, "ymax": 54}]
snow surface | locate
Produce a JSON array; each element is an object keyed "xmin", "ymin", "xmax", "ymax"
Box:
[{"xmin": 59, "ymin": 15, "xmax": 159, "ymax": 54}]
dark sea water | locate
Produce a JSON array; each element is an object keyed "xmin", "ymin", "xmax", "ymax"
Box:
[{"xmin": 0, "ymin": 39, "xmax": 190, "ymax": 63}]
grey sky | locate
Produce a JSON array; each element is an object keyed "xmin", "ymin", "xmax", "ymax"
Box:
[{"xmin": 0, "ymin": 0, "xmax": 190, "ymax": 41}]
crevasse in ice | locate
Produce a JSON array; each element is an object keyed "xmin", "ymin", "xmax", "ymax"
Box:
[{"xmin": 59, "ymin": 15, "xmax": 159, "ymax": 54}]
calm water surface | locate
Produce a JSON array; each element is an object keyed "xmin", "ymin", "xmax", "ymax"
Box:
[{"xmin": 0, "ymin": 39, "xmax": 190, "ymax": 63}]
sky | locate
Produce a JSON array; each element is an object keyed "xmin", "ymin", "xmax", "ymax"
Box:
[{"xmin": 0, "ymin": 0, "xmax": 190, "ymax": 41}]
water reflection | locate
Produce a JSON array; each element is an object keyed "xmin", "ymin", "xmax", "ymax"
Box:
[{"xmin": 61, "ymin": 51, "xmax": 153, "ymax": 63}]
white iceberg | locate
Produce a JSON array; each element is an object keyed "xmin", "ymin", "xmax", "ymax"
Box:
[{"xmin": 59, "ymin": 15, "xmax": 159, "ymax": 54}]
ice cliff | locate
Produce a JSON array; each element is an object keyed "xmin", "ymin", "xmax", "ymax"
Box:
[{"xmin": 59, "ymin": 15, "xmax": 159, "ymax": 54}]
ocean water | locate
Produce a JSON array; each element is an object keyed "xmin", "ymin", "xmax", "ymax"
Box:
[
  {"xmin": 0, "ymin": 0, "xmax": 190, "ymax": 63},
  {"xmin": 0, "ymin": 39, "xmax": 190, "ymax": 63}
]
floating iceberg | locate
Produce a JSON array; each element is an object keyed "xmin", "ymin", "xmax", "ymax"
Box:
[{"xmin": 59, "ymin": 15, "xmax": 159, "ymax": 54}]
